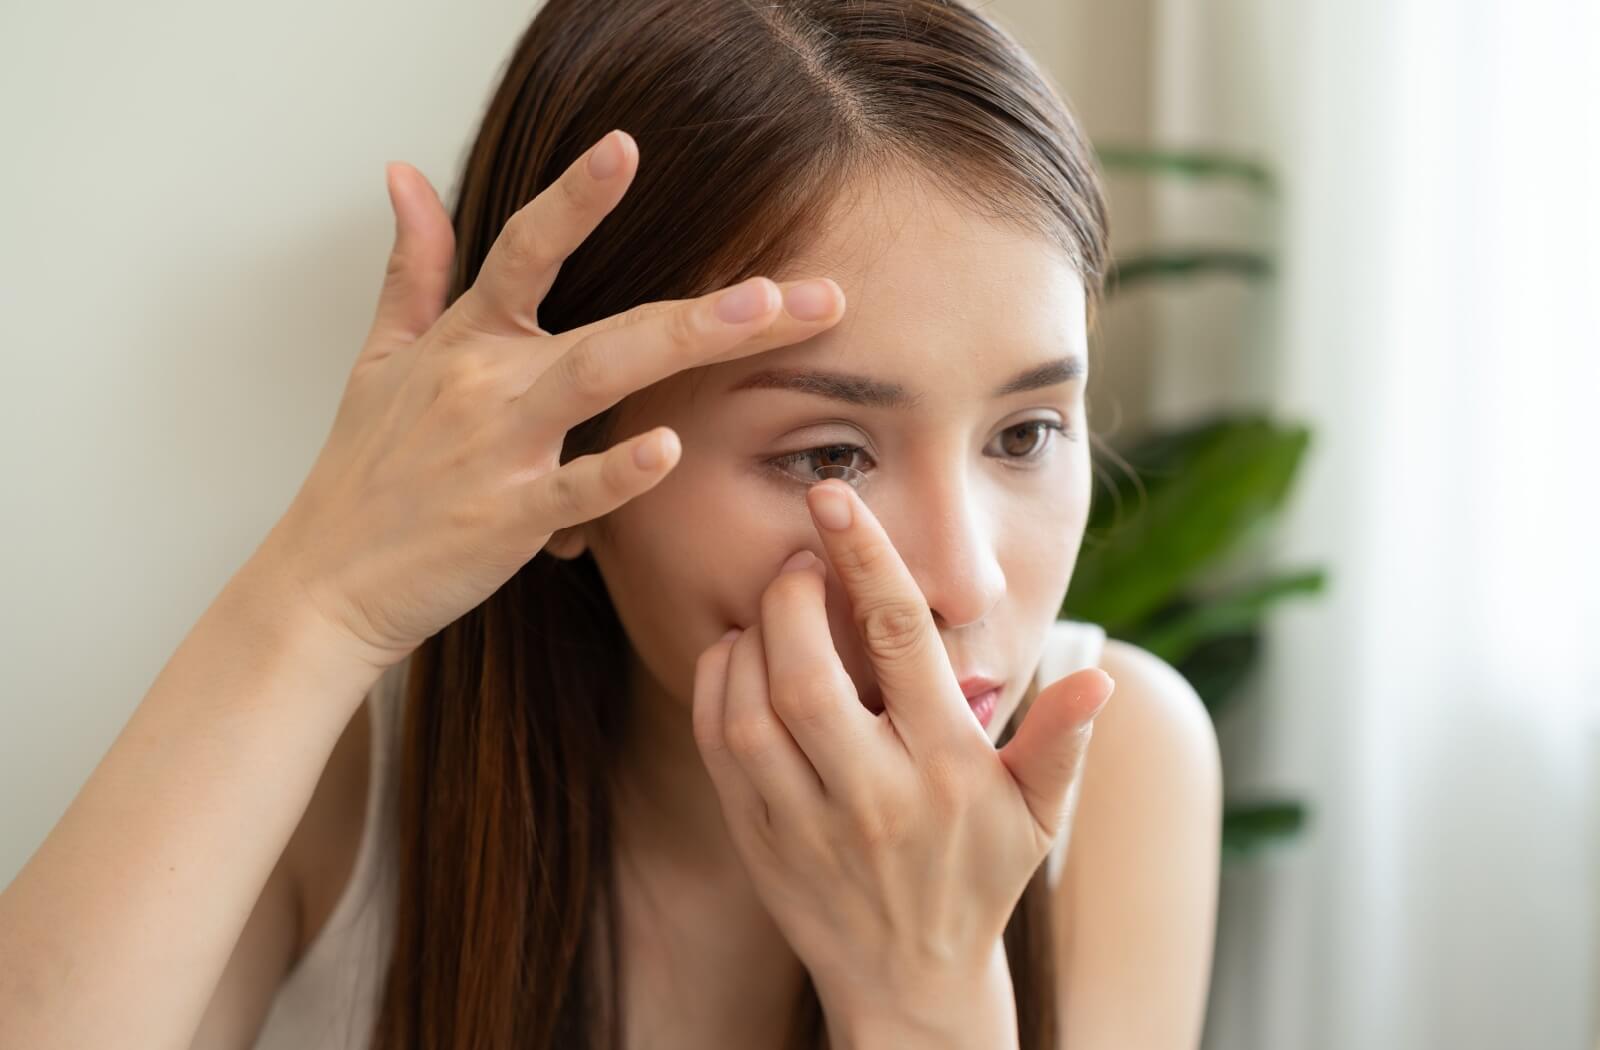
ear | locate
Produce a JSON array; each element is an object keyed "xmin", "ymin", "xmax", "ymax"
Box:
[{"xmin": 542, "ymin": 526, "xmax": 589, "ymax": 560}]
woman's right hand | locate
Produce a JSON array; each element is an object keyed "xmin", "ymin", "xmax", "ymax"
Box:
[{"xmin": 250, "ymin": 129, "xmax": 846, "ymax": 674}]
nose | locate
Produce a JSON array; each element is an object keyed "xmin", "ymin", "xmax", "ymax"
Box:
[{"xmin": 877, "ymin": 471, "xmax": 1006, "ymax": 630}]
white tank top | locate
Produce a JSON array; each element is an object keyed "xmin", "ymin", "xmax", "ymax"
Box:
[{"xmin": 250, "ymin": 618, "xmax": 1108, "ymax": 1050}]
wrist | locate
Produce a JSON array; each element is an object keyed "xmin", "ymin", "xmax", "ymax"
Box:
[
  {"xmin": 823, "ymin": 941, "xmax": 1019, "ymax": 1050},
  {"xmin": 220, "ymin": 552, "xmax": 388, "ymax": 708}
]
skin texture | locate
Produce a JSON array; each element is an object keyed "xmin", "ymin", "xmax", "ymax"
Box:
[{"xmin": 550, "ymin": 168, "xmax": 1100, "ymax": 1044}]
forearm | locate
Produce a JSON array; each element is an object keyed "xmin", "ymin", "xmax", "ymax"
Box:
[
  {"xmin": 0, "ymin": 557, "xmax": 382, "ymax": 1050},
  {"xmin": 824, "ymin": 940, "xmax": 1020, "ymax": 1050}
]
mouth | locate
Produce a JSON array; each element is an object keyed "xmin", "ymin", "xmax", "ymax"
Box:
[
  {"xmin": 965, "ymin": 687, "xmax": 1001, "ymax": 729},
  {"xmin": 858, "ymin": 678, "xmax": 1007, "ymax": 730}
]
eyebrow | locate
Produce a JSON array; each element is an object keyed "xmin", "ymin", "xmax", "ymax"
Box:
[{"xmin": 725, "ymin": 354, "xmax": 1086, "ymax": 409}]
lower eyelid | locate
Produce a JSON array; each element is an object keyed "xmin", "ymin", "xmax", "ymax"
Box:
[
  {"xmin": 767, "ymin": 421, "xmax": 1072, "ymax": 481},
  {"xmin": 994, "ymin": 420, "xmax": 1071, "ymax": 461},
  {"xmin": 766, "ymin": 445, "xmax": 872, "ymax": 483}
]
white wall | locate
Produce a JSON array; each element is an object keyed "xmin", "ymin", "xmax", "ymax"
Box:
[{"xmin": 0, "ymin": 0, "xmax": 539, "ymax": 885}]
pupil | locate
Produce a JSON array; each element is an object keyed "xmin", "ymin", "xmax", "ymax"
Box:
[{"xmin": 1003, "ymin": 425, "xmax": 1037, "ymax": 456}]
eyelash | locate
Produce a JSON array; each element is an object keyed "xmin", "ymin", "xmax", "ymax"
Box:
[{"xmin": 766, "ymin": 419, "xmax": 1075, "ymax": 483}]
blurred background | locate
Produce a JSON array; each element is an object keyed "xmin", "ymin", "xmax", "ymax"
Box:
[{"xmin": 2, "ymin": 2, "xmax": 1596, "ymax": 1048}]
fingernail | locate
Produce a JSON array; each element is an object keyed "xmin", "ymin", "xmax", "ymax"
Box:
[
  {"xmin": 779, "ymin": 550, "xmax": 818, "ymax": 574},
  {"xmin": 721, "ymin": 627, "xmax": 743, "ymax": 642},
  {"xmin": 588, "ymin": 130, "xmax": 624, "ymax": 179},
  {"xmin": 782, "ymin": 279, "xmax": 836, "ymax": 321},
  {"xmin": 1088, "ymin": 672, "xmax": 1116, "ymax": 717},
  {"xmin": 715, "ymin": 278, "xmax": 774, "ymax": 324},
  {"xmin": 633, "ymin": 430, "xmax": 663, "ymax": 470},
  {"xmin": 809, "ymin": 484, "xmax": 852, "ymax": 530}
]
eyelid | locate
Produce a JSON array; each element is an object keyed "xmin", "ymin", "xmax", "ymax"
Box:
[
  {"xmin": 764, "ymin": 415, "xmax": 1073, "ymax": 486},
  {"xmin": 987, "ymin": 418, "xmax": 1073, "ymax": 464}
]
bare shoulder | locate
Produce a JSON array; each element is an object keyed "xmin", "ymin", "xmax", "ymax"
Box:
[
  {"xmin": 1050, "ymin": 637, "xmax": 1222, "ymax": 1050},
  {"xmin": 1093, "ymin": 637, "xmax": 1221, "ymax": 769}
]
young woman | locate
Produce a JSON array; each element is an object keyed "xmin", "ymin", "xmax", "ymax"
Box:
[{"xmin": 0, "ymin": 0, "xmax": 1222, "ymax": 1047}]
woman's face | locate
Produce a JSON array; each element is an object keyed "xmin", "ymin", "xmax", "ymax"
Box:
[{"xmin": 578, "ymin": 174, "xmax": 1092, "ymax": 744}]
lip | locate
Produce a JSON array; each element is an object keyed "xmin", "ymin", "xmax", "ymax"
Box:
[
  {"xmin": 967, "ymin": 688, "xmax": 1001, "ymax": 729},
  {"xmin": 956, "ymin": 675, "xmax": 1005, "ymax": 699},
  {"xmin": 859, "ymin": 675, "xmax": 1006, "ymax": 716}
]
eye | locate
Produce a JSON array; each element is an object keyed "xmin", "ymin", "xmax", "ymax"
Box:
[
  {"xmin": 767, "ymin": 443, "xmax": 875, "ymax": 484},
  {"xmin": 767, "ymin": 420, "xmax": 1075, "ymax": 484},
  {"xmin": 988, "ymin": 419, "xmax": 1075, "ymax": 464}
]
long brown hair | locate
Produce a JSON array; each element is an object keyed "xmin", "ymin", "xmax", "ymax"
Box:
[{"xmin": 370, "ymin": 1, "xmax": 1110, "ymax": 1047}]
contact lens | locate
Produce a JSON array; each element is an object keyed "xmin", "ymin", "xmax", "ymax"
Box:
[{"xmin": 812, "ymin": 463, "xmax": 867, "ymax": 490}]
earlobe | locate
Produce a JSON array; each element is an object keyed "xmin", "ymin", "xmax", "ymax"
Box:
[{"xmin": 542, "ymin": 526, "xmax": 589, "ymax": 559}]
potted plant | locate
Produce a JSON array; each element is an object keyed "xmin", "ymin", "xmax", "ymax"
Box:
[{"xmin": 1064, "ymin": 145, "xmax": 1323, "ymax": 861}]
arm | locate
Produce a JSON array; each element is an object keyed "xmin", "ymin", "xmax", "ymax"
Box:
[
  {"xmin": 188, "ymin": 694, "xmax": 374, "ymax": 1049},
  {"xmin": 0, "ymin": 556, "xmax": 383, "ymax": 1050},
  {"xmin": 1053, "ymin": 639, "xmax": 1224, "ymax": 1049},
  {"xmin": 185, "ymin": 839, "xmax": 301, "ymax": 1050}
]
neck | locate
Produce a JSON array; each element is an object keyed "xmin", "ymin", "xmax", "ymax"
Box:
[
  {"xmin": 612, "ymin": 648, "xmax": 747, "ymax": 882},
  {"xmin": 609, "ymin": 648, "xmax": 813, "ymax": 1044}
]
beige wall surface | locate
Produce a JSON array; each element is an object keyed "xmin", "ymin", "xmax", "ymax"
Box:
[{"xmin": 0, "ymin": 0, "xmax": 539, "ymax": 884}]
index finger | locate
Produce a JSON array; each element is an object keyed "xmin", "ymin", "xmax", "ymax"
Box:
[
  {"xmin": 457, "ymin": 129, "xmax": 638, "ymax": 337},
  {"xmin": 803, "ymin": 479, "xmax": 970, "ymax": 753}
]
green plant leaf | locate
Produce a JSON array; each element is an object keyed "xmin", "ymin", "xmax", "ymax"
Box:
[
  {"xmin": 1134, "ymin": 568, "xmax": 1328, "ymax": 666},
  {"xmin": 1093, "ymin": 145, "xmax": 1277, "ymax": 194},
  {"xmin": 1173, "ymin": 630, "xmax": 1260, "ymax": 720},
  {"xmin": 1106, "ymin": 250, "xmax": 1274, "ymax": 298},
  {"xmin": 1222, "ymin": 800, "xmax": 1307, "ymax": 862},
  {"xmin": 1066, "ymin": 415, "xmax": 1312, "ymax": 634}
]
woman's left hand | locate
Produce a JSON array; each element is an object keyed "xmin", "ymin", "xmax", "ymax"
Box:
[{"xmin": 690, "ymin": 477, "xmax": 1117, "ymax": 1034}]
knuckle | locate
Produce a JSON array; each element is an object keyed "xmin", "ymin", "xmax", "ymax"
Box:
[
  {"xmin": 665, "ymin": 299, "xmax": 705, "ymax": 356},
  {"xmin": 759, "ymin": 569, "xmax": 813, "ymax": 619},
  {"xmin": 693, "ymin": 727, "xmax": 730, "ymax": 765},
  {"xmin": 496, "ymin": 210, "xmax": 551, "ymax": 275},
  {"xmin": 845, "ymin": 797, "xmax": 903, "ymax": 849},
  {"xmin": 544, "ymin": 467, "xmax": 585, "ymax": 520},
  {"xmin": 591, "ymin": 298, "xmax": 683, "ymax": 341},
  {"xmin": 691, "ymin": 707, "xmax": 725, "ymax": 755},
  {"xmin": 773, "ymin": 673, "xmax": 839, "ymax": 727},
  {"xmin": 831, "ymin": 538, "xmax": 894, "ymax": 580},
  {"xmin": 556, "ymin": 169, "xmax": 592, "ymax": 214},
  {"xmin": 724, "ymin": 715, "xmax": 775, "ymax": 760},
  {"xmin": 444, "ymin": 488, "xmax": 495, "ymax": 536},
  {"xmin": 432, "ymin": 354, "xmax": 497, "ymax": 423},
  {"xmin": 558, "ymin": 341, "xmax": 613, "ymax": 400},
  {"xmin": 383, "ymin": 247, "xmax": 411, "ymax": 289},
  {"xmin": 439, "ymin": 348, "xmax": 494, "ymax": 394},
  {"xmin": 856, "ymin": 599, "xmax": 930, "ymax": 661},
  {"xmin": 499, "ymin": 209, "xmax": 563, "ymax": 278}
]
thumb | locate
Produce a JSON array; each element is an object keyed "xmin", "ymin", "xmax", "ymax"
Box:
[
  {"xmin": 997, "ymin": 667, "xmax": 1116, "ymax": 845},
  {"xmin": 372, "ymin": 161, "xmax": 456, "ymax": 345}
]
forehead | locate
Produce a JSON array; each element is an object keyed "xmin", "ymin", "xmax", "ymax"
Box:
[
  {"xmin": 619, "ymin": 171, "xmax": 1088, "ymax": 428},
  {"xmin": 758, "ymin": 168, "xmax": 1087, "ymax": 378}
]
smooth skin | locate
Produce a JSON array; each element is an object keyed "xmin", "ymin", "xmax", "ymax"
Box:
[{"xmin": 693, "ymin": 491, "xmax": 1116, "ymax": 1048}]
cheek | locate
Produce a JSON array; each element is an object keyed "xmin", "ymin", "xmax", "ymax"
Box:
[
  {"xmin": 992, "ymin": 476, "xmax": 1090, "ymax": 627},
  {"xmin": 603, "ymin": 464, "xmax": 750, "ymax": 618},
  {"xmin": 591, "ymin": 460, "xmax": 816, "ymax": 705}
]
